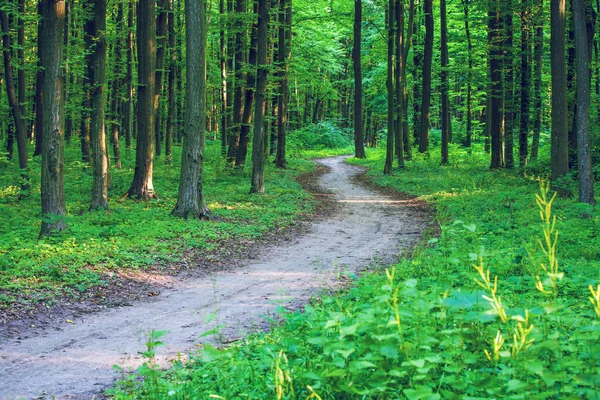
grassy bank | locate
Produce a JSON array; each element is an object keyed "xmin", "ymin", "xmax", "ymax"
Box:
[
  {"xmin": 111, "ymin": 144, "xmax": 600, "ymax": 399},
  {"xmin": 0, "ymin": 142, "xmax": 316, "ymax": 308}
]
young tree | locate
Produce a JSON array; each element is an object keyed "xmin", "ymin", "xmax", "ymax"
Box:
[
  {"xmin": 550, "ymin": 0, "xmax": 569, "ymax": 181},
  {"xmin": 573, "ymin": 0, "xmax": 595, "ymax": 205},
  {"xmin": 463, "ymin": 0, "xmax": 474, "ymax": 148},
  {"xmin": 519, "ymin": 0, "xmax": 530, "ymax": 167},
  {"xmin": 87, "ymin": 0, "xmax": 109, "ymax": 210},
  {"xmin": 124, "ymin": 0, "xmax": 134, "ymax": 149},
  {"xmin": 503, "ymin": 0, "xmax": 515, "ymax": 169},
  {"xmin": 173, "ymin": 0, "xmax": 210, "ymax": 218},
  {"xmin": 384, "ymin": 0, "xmax": 395, "ymax": 175},
  {"xmin": 418, "ymin": 0, "xmax": 433, "ymax": 153},
  {"xmin": 250, "ymin": 0, "xmax": 270, "ymax": 193},
  {"xmin": 440, "ymin": 0, "xmax": 449, "ymax": 165},
  {"xmin": 394, "ymin": 0, "xmax": 405, "ymax": 168},
  {"xmin": 154, "ymin": 0, "xmax": 169, "ymax": 156},
  {"xmin": 39, "ymin": 0, "xmax": 67, "ymax": 237},
  {"xmin": 166, "ymin": 0, "xmax": 176, "ymax": 159},
  {"xmin": 275, "ymin": 0, "xmax": 292, "ymax": 168},
  {"xmin": 0, "ymin": 8, "xmax": 29, "ymax": 197},
  {"xmin": 353, "ymin": 0, "xmax": 366, "ymax": 159},
  {"xmin": 531, "ymin": 0, "xmax": 543, "ymax": 159},
  {"xmin": 489, "ymin": 0, "xmax": 504, "ymax": 169}
]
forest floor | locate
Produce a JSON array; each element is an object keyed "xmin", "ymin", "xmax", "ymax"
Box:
[{"xmin": 0, "ymin": 156, "xmax": 431, "ymax": 400}]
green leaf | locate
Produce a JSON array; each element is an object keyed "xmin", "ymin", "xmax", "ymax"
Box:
[{"xmin": 350, "ymin": 361, "xmax": 377, "ymax": 370}]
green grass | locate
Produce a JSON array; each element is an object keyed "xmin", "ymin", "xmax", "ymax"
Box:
[
  {"xmin": 110, "ymin": 143, "xmax": 600, "ymax": 399},
  {"xmin": 0, "ymin": 141, "xmax": 316, "ymax": 307}
]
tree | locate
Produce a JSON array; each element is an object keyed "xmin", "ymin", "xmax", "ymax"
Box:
[
  {"xmin": 384, "ymin": 0, "xmax": 395, "ymax": 175},
  {"xmin": 124, "ymin": 0, "xmax": 134, "ymax": 150},
  {"xmin": 166, "ymin": 0, "xmax": 176, "ymax": 159},
  {"xmin": 86, "ymin": 0, "xmax": 109, "ymax": 210},
  {"xmin": 573, "ymin": 0, "xmax": 595, "ymax": 205},
  {"xmin": 353, "ymin": 0, "xmax": 366, "ymax": 159},
  {"xmin": 394, "ymin": 0, "xmax": 404, "ymax": 168},
  {"xmin": 275, "ymin": 0, "xmax": 292, "ymax": 168},
  {"xmin": 0, "ymin": 7, "xmax": 29, "ymax": 197},
  {"xmin": 155, "ymin": 0, "xmax": 169, "ymax": 157},
  {"xmin": 440, "ymin": 0, "xmax": 449, "ymax": 165},
  {"xmin": 250, "ymin": 0, "xmax": 270, "ymax": 193},
  {"xmin": 503, "ymin": 0, "xmax": 515, "ymax": 169},
  {"xmin": 550, "ymin": 0, "xmax": 569, "ymax": 181},
  {"xmin": 530, "ymin": 0, "xmax": 543, "ymax": 159},
  {"xmin": 418, "ymin": 0, "xmax": 433, "ymax": 153},
  {"xmin": 519, "ymin": 0, "xmax": 530, "ymax": 167},
  {"xmin": 463, "ymin": 0, "xmax": 474, "ymax": 148},
  {"xmin": 173, "ymin": 0, "xmax": 210, "ymax": 218},
  {"xmin": 126, "ymin": 0, "xmax": 157, "ymax": 200},
  {"xmin": 489, "ymin": 0, "xmax": 504, "ymax": 169},
  {"xmin": 39, "ymin": 0, "xmax": 67, "ymax": 237}
]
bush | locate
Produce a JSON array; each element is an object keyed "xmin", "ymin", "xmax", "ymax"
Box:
[{"xmin": 288, "ymin": 121, "xmax": 353, "ymax": 154}]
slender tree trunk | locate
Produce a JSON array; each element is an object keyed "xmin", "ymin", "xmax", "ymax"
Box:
[
  {"xmin": 353, "ymin": 0, "xmax": 366, "ymax": 159},
  {"xmin": 550, "ymin": 0, "xmax": 569, "ymax": 180},
  {"xmin": 173, "ymin": 0, "xmax": 210, "ymax": 218},
  {"xmin": 394, "ymin": 0, "xmax": 404, "ymax": 167},
  {"xmin": 489, "ymin": 0, "xmax": 504, "ymax": 169},
  {"xmin": 440, "ymin": 0, "xmax": 449, "ymax": 165},
  {"xmin": 17, "ymin": 0, "xmax": 25, "ymax": 130},
  {"xmin": 463, "ymin": 0, "xmax": 473, "ymax": 148},
  {"xmin": 154, "ymin": 0, "xmax": 168, "ymax": 156},
  {"xmin": 33, "ymin": 3, "xmax": 44, "ymax": 157},
  {"xmin": 276, "ymin": 0, "xmax": 291, "ymax": 167},
  {"xmin": 418, "ymin": 0, "xmax": 433, "ymax": 153},
  {"xmin": 126, "ymin": 0, "xmax": 157, "ymax": 199},
  {"xmin": 111, "ymin": 3, "xmax": 124, "ymax": 169},
  {"xmin": 412, "ymin": 5, "xmax": 422, "ymax": 145},
  {"xmin": 87, "ymin": 0, "xmax": 108, "ymax": 210},
  {"xmin": 519, "ymin": 2, "xmax": 530, "ymax": 167},
  {"xmin": 402, "ymin": 0, "xmax": 415, "ymax": 160},
  {"xmin": 39, "ymin": 0, "xmax": 67, "ymax": 237},
  {"xmin": 384, "ymin": 2, "xmax": 395, "ymax": 175},
  {"xmin": 219, "ymin": 0, "xmax": 228, "ymax": 156},
  {"xmin": 124, "ymin": 0, "xmax": 134, "ymax": 149},
  {"xmin": 250, "ymin": 0, "xmax": 269, "ymax": 193},
  {"xmin": 573, "ymin": 0, "xmax": 595, "ymax": 204},
  {"xmin": 166, "ymin": 0, "xmax": 175, "ymax": 159},
  {"xmin": 531, "ymin": 0, "xmax": 543, "ymax": 159},
  {"xmin": 504, "ymin": 2, "xmax": 515, "ymax": 169},
  {"xmin": 80, "ymin": 8, "xmax": 93, "ymax": 164},
  {"xmin": 1, "ymin": 8, "xmax": 29, "ymax": 197}
]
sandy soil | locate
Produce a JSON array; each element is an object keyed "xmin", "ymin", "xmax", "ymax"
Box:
[{"xmin": 0, "ymin": 156, "xmax": 430, "ymax": 399}]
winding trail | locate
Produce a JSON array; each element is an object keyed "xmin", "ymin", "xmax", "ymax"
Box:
[{"xmin": 0, "ymin": 156, "xmax": 429, "ymax": 399}]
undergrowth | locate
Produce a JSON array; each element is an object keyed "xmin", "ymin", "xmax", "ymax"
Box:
[
  {"xmin": 110, "ymin": 144, "xmax": 600, "ymax": 399},
  {"xmin": 0, "ymin": 141, "xmax": 315, "ymax": 308}
]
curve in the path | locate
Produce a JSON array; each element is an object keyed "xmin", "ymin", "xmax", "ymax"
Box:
[{"xmin": 0, "ymin": 156, "xmax": 428, "ymax": 399}]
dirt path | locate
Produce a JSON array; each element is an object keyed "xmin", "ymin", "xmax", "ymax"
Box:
[{"xmin": 0, "ymin": 156, "xmax": 429, "ymax": 399}]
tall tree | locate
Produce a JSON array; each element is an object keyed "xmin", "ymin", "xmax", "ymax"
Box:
[
  {"xmin": 503, "ymin": 0, "xmax": 515, "ymax": 169},
  {"xmin": 463, "ymin": 0, "xmax": 474, "ymax": 148},
  {"xmin": 489, "ymin": 0, "xmax": 504, "ymax": 169},
  {"xmin": 110, "ymin": 3, "xmax": 124, "ymax": 169},
  {"xmin": 394, "ymin": 0, "xmax": 404, "ymax": 167},
  {"xmin": 418, "ymin": 0, "xmax": 433, "ymax": 153},
  {"xmin": 166, "ymin": 0, "xmax": 176, "ymax": 159},
  {"xmin": 124, "ymin": 0, "xmax": 134, "ymax": 149},
  {"xmin": 33, "ymin": 2, "xmax": 44, "ymax": 157},
  {"xmin": 550, "ymin": 0, "xmax": 569, "ymax": 181},
  {"xmin": 173, "ymin": 0, "xmax": 210, "ymax": 218},
  {"xmin": 440, "ymin": 0, "xmax": 449, "ymax": 165},
  {"xmin": 1, "ymin": 7, "xmax": 29, "ymax": 197},
  {"xmin": 573, "ymin": 0, "xmax": 595, "ymax": 204},
  {"xmin": 126, "ymin": 0, "xmax": 157, "ymax": 199},
  {"xmin": 353, "ymin": 0, "xmax": 366, "ymax": 159},
  {"xmin": 250, "ymin": 0, "xmax": 269, "ymax": 193},
  {"xmin": 275, "ymin": 0, "xmax": 292, "ymax": 168},
  {"xmin": 86, "ymin": 0, "xmax": 109, "ymax": 210},
  {"xmin": 39, "ymin": 0, "xmax": 67, "ymax": 237},
  {"xmin": 219, "ymin": 0, "xmax": 228, "ymax": 156},
  {"xmin": 531, "ymin": 0, "xmax": 543, "ymax": 159},
  {"xmin": 384, "ymin": 0, "xmax": 395, "ymax": 175},
  {"xmin": 519, "ymin": 0, "xmax": 530, "ymax": 167},
  {"xmin": 155, "ymin": 0, "xmax": 169, "ymax": 156}
]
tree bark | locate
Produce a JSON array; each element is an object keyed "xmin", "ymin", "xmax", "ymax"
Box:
[
  {"xmin": 440, "ymin": 0, "xmax": 449, "ymax": 165},
  {"xmin": 126, "ymin": 0, "xmax": 157, "ymax": 200},
  {"xmin": 39, "ymin": 0, "xmax": 67, "ymax": 238},
  {"xmin": 519, "ymin": 2, "xmax": 530, "ymax": 167},
  {"xmin": 531, "ymin": 0, "xmax": 543, "ymax": 159},
  {"xmin": 166, "ymin": 0, "xmax": 175, "ymax": 159},
  {"xmin": 353, "ymin": 0, "xmax": 366, "ymax": 159},
  {"xmin": 219, "ymin": 0, "xmax": 228, "ymax": 156},
  {"xmin": 573, "ymin": 0, "xmax": 596, "ymax": 204},
  {"xmin": 394, "ymin": 0, "xmax": 404, "ymax": 167},
  {"xmin": 250, "ymin": 0, "xmax": 269, "ymax": 193},
  {"xmin": 124, "ymin": 0, "xmax": 134, "ymax": 149},
  {"xmin": 276, "ymin": 0, "xmax": 292, "ymax": 167},
  {"xmin": 418, "ymin": 0, "xmax": 433, "ymax": 153},
  {"xmin": 33, "ymin": 2, "xmax": 44, "ymax": 157},
  {"xmin": 503, "ymin": 1, "xmax": 514, "ymax": 169},
  {"xmin": 0, "ymin": 8, "xmax": 29, "ymax": 197},
  {"xmin": 463, "ymin": 0, "xmax": 473, "ymax": 148},
  {"xmin": 155, "ymin": 0, "xmax": 169, "ymax": 157},
  {"xmin": 550, "ymin": 0, "xmax": 569, "ymax": 181},
  {"xmin": 384, "ymin": 2, "xmax": 394, "ymax": 175},
  {"xmin": 489, "ymin": 0, "xmax": 504, "ymax": 169},
  {"xmin": 86, "ymin": 0, "xmax": 109, "ymax": 210},
  {"xmin": 173, "ymin": 0, "xmax": 210, "ymax": 218}
]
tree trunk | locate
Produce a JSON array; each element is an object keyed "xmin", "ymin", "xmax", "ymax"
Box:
[
  {"xmin": 33, "ymin": 3, "xmax": 44, "ymax": 157},
  {"xmin": 124, "ymin": 0, "xmax": 134, "ymax": 149},
  {"xmin": 531, "ymin": 0, "xmax": 543, "ymax": 159},
  {"xmin": 154, "ymin": 0, "xmax": 168, "ymax": 156},
  {"xmin": 276, "ymin": 0, "xmax": 292, "ymax": 167},
  {"xmin": 550, "ymin": 0, "xmax": 569, "ymax": 181},
  {"xmin": 166, "ymin": 0, "xmax": 175, "ymax": 159},
  {"xmin": 87, "ymin": 0, "xmax": 109, "ymax": 210},
  {"xmin": 126, "ymin": 0, "xmax": 157, "ymax": 200},
  {"xmin": 519, "ymin": 2, "xmax": 530, "ymax": 167},
  {"xmin": 219, "ymin": 0, "xmax": 228, "ymax": 156},
  {"xmin": 504, "ymin": 2, "xmax": 515, "ymax": 169},
  {"xmin": 384, "ymin": 2, "xmax": 395, "ymax": 175},
  {"xmin": 402, "ymin": 0, "xmax": 415, "ymax": 160},
  {"xmin": 250, "ymin": 0, "xmax": 269, "ymax": 193},
  {"xmin": 353, "ymin": 0, "xmax": 366, "ymax": 159},
  {"xmin": 17, "ymin": 0, "xmax": 25, "ymax": 130},
  {"xmin": 110, "ymin": 2, "xmax": 124, "ymax": 169},
  {"xmin": 39, "ymin": 0, "xmax": 67, "ymax": 238},
  {"xmin": 173, "ymin": 0, "xmax": 210, "ymax": 218},
  {"xmin": 463, "ymin": 0, "xmax": 473, "ymax": 148},
  {"xmin": 573, "ymin": 0, "xmax": 595, "ymax": 204},
  {"xmin": 418, "ymin": 0, "xmax": 433, "ymax": 153},
  {"xmin": 440, "ymin": 0, "xmax": 449, "ymax": 165},
  {"xmin": 1, "ymin": 8, "xmax": 29, "ymax": 197},
  {"xmin": 394, "ymin": 0, "xmax": 404, "ymax": 167},
  {"xmin": 489, "ymin": 0, "xmax": 504, "ymax": 169}
]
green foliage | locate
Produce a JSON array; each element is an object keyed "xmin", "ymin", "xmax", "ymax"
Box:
[
  {"xmin": 288, "ymin": 121, "xmax": 354, "ymax": 156},
  {"xmin": 111, "ymin": 144, "xmax": 600, "ymax": 399},
  {"xmin": 0, "ymin": 142, "xmax": 315, "ymax": 307}
]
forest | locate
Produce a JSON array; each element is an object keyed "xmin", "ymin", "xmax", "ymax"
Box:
[{"xmin": 0, "ymin": 0, "xmax": 599, "ymax": 398}]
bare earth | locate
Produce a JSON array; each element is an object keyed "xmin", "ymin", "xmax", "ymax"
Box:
[{"xmin": 0, "ymin": 156, "xmax": 429, "ymax": 399}]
